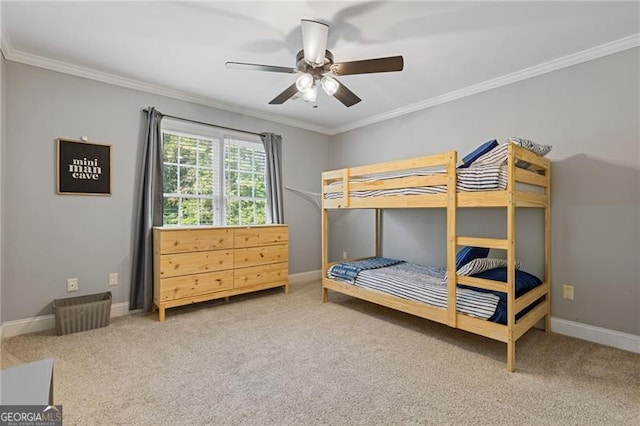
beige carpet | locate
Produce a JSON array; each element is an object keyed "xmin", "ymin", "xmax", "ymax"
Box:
[{"xmin": 2, "ymin": 280, "xmax": 639, "ymax": 425}]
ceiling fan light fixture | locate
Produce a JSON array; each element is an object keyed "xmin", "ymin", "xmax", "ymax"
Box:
[
  {"xmin": 302, "ymin": 84, "xmax": 317, "ymax": 102},
  {"xmin": 295, "ymin": 73, "xmax": 314, "ymax": 92},
  {"xmin": 320, "ymin": 76, "xmax": 339, "ymax": 96}
]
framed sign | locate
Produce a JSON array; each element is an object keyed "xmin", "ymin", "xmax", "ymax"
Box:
[{"xmin": 57, "ymin": 138, "xmax": 111, "ymax": 195}]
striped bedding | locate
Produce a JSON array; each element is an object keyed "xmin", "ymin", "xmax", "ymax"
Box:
[
  {"xmin": 324, "ymin": 164, "xmax": 507, "ymax": 199},
  {"xmin": 324, "ymin": 140, "xmax": 545, "ymax": 200},
  {"xmin": 327, "ymin": 261, "xmax": 501, "ymax": 320}
]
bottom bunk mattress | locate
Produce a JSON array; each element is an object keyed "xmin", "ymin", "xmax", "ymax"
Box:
[{"xmin": 327, "ymin": 258, "xmax": 543, "ymax": 324}]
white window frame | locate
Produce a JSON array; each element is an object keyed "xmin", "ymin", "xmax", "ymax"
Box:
[{"xmin": 161, "ymin": 119, "xmax": 265, "ymax": 226}]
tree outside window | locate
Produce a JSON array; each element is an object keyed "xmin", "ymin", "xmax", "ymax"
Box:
[{"xmin": 162, "ymin": 129, "xmax": 266, "ymax": 226}]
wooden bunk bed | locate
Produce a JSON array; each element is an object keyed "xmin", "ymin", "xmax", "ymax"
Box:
[{"xmin": 321, "ymin": 142, "xmax": 551, "ymax": 372}]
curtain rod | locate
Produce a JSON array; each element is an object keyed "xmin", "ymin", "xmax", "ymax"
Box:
[{"xmin": 142, "ymin": 108, "xmax": 264, "ymax": 137}]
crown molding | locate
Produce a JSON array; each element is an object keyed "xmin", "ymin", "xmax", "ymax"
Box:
[
  {"xmin": 328, "ymin": 33, "xmax": 640, "ymax": 135},
  {"xmin": 1, "ymin": 43, "xmax": 332, "ymax": 135},
  {"xmin": 1, "ymin": 31, "xmax": 638, "ymax": 137},
  {"xmin": 0, "ymin": 14, "xmax": 10, "ymax": 61}
]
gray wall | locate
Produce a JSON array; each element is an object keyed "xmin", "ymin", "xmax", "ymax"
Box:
[
  {"xmin": 2, "ymin": 49, "xmax": 638, "ymax": 338},
  {"xmin": 0, "ymin": 53, "xmax": 4, "ymax": 333},
  {"xmin": 329, "ymin": 48, "xmax": 639, "ymax": 336},
  {"xmin": 2, "ymin": 61, "xmax": 329, "ymax": 321}
]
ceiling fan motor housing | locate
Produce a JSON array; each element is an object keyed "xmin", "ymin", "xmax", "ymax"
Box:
[{"xmin": 296, "ymin": 49, "xmax": 334, "ymax": 77}]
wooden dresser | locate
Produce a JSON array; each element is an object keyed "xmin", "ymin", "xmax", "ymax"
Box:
[{"xmin": 153, "ymin": 225, "xmax": 288, "ymax": 321}]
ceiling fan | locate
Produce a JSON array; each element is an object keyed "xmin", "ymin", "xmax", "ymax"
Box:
[{"xmin": 225, "ymin": 19, "xmax": 404, "ymax": 107}]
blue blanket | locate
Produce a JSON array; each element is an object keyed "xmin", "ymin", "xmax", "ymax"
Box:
[
  {"xmin": 328, "ymin": 257, "xmax": 405, "ymax": 283},
  {"xmin": 458, "ymin": 267, "xmax": 543, "ymax": 324}
]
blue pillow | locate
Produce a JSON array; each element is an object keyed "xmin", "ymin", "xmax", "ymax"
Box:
[
  {"xmin": 455, "ymin": 246, "xmax": 490, "ymax": 269},
  {"xmin": 458, "ymin": 139, "xmax": 498, "ymax": 168},
  {"xmin": 472, "ymin": 267, "xmax": 542, "ymax": 297}
]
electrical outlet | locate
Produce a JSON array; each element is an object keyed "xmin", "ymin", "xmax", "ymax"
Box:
[
  {"xmin": 562, "ymin": 284, "xmax": 574, "ymax": 300},
  {"xmin": 108, "ymin": 273, "xmax": 119, "ymax": 286},
  {"xmin": 342, "ymin": 251, "xmax": 348, "ymax": 260},
  {"xmin": 67, "ymin": 278, "xmax": 78, "ymax": 292}
]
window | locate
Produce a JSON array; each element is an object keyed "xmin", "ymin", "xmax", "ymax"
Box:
[
  {"xmin": 224, "ymin": 138, "xmax": 267, "ymax": 225},
  {"xmin": 161, "ymin": 121, "xmax": 266, "ymax": 226}
]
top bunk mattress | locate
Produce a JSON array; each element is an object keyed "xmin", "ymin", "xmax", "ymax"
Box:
[
  {"xmin": 324, "ymin": 164, "xmax": 508, "ymax": 199},
  {"xmin": 323, "ymin": 138, "xmax": 551, "ymax": 201}
]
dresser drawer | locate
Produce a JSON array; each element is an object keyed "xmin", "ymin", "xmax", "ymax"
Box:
[
  {"xmin": 160, "ymin": 250, "xmax": 233, "ymax": 278},
  {"xmin": 234, "ymin": 226, "xmax": 288, "ymax": 248},
  {"xmin": 156, "ymin": 228, "xmax": 232, "ymax": 254},
  {"xmin": 234, "ymin": 244, "xmax": 288, "ymax": 268},
  {"xmin": 159, "ymin": 270, "xmax": 233, "ymax": 302},
  {"xmin": 234, "ymin": 262, "xmax": 288, "ymax": 288}
]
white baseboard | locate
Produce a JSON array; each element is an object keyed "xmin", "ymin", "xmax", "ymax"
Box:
[
  {"xmin": 1, "ymin": 272, "xmax": 322, "ymax": 339},
  {"xmin": 5, "ymin": 277, "xmax": 636, "ymax": 355},
  {"xmin": 2, "ymin": 302, "xmax": 136, "ymax": 339},
  {"xmin": 3, "ymin": 314, "xmax": 55, "ymax": 338},
  {"xmin": 1, "ymin": 272, "xmax": 323, "ymax": 339},
  {"xmin": 551, "ymin": 317, "xmax": 640, "ymax": 354},
  {"xmin": 289, "ymin": 270, "xmax": 321, "ymax": 285},
  {"xmin": 111, "ymin": 302, "xmax": 140, "ymax": 318}
]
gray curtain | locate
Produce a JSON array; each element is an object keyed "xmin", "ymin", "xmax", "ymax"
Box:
[
  {"xmin": 130, "ymin": 107, "xmax": 164, "ymax": 311},
  {"xmin": 261, "ymin": 133, "xmax": 284, "ymax": 224}
]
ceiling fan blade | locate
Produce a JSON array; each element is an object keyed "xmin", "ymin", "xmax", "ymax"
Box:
[
  {"xmin": 301, "ymin": 19, "xmax": 329, "ymax": 66},
  {"xmin": 332, "ymin": 80, "xmax": 361, "ymax": 107},
  {"xmin": 331, "ymin": 56, "xmax": 404, "ymax": 76},
  {"xmin": 226, "ymin": 61, "xmax": 297, "ymax": 74},
  {"xmin": 269, "ymin": 83, "xmax": 299, "ymax": 105}
]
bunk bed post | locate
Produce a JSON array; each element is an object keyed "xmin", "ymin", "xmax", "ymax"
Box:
[
  {"xmin": 506, "ymin": 144, "xmax": 517, "ymax": 372},
  {"xmin": 321, "ymin": 176, "xmax": 329, "ymax": 303},
  {"xmin": 375, "ymin": 209, "xmax": 382, "ymax": 257},
  {"xmin": 446, "ymin": 151, "xmax": 458, "ymax": 327},
  {"xmin": 342, "ymin": 169, "xmax": 350, "ymax": 208},
  {"xmin": 544, "ymin": 165, "xmax": 552, "ymax": 333}
]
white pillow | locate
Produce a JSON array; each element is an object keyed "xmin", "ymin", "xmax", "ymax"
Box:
[
  {"xmin": 456, "ymin": 257, "xmax": 521, "ymax": 277},
  {"xmin": 507, "ymin": 136, "xmax": 552, "ymax": 157}
]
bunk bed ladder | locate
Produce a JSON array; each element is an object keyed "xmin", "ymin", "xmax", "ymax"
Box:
[
  {"xmin": 544, "ymin": 165, "xmax": 552, "ymax": 334},
  {"xmin": 321, "ymin": 206, "xmax": 329, "ymax": 303},
  {"xmin": 506, "ymin": 145, "xmax": 517, "ymax": 372},
  {"xmin": 446, "ymin": 151, "xmax": 457, "ymax": 328}
]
